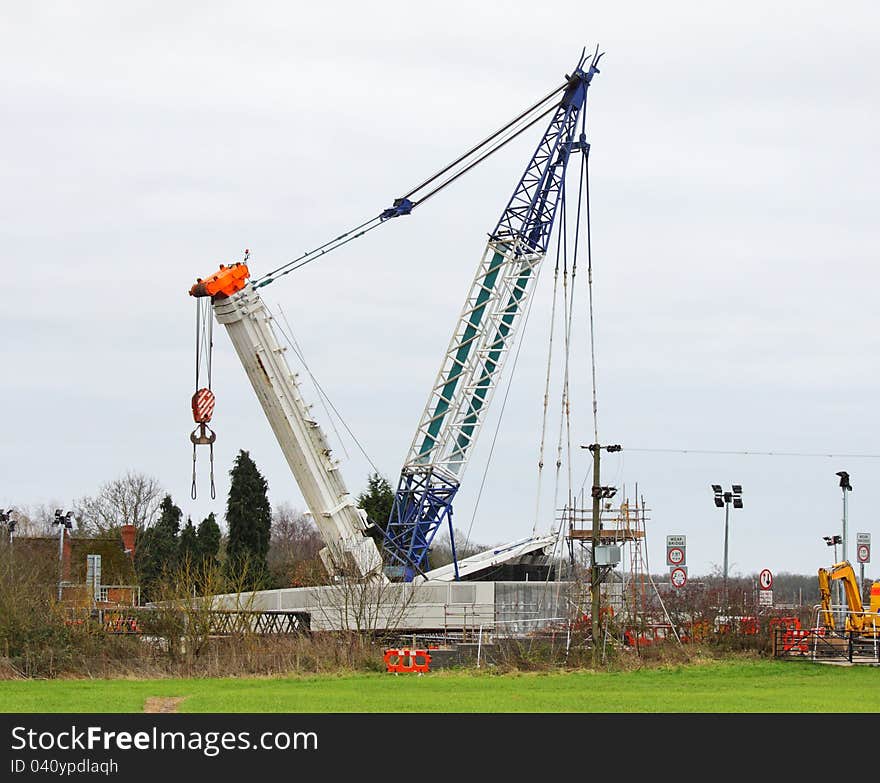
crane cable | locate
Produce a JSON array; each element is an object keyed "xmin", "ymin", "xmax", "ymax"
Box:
[
  {"xmin": 551, "ymin": 187, "xmax": 572, "ymax": 544},
  {"xmin": 584, "ymin": 112, "xmax": 599, "ymax": 444},
  {"xmin": 274, "ymin": 307, "xmax": 384, "ymax": 476},
  {"xmin": 546, "ymin": 109, "xmax": 592, "ymax": 571},
  {"xmin": 532, "ymin": 241, "xmax": 562, "ymax": 535},
  {"xmin": 250, "ymin": 83, "xmax": 568, "ymax": 289},
  {"xmin": 191, "ymin": 298, "xmax": 217, "ymax": 500}
]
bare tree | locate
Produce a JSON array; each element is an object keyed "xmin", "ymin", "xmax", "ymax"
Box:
[
  {"xmin": 267, "ymin": 503, "xmax": 324, "ymax": 587},
  {"xmin": 144, "ymin": 554, "xmax": 258, "ymax": 662},
  {"xmin": 318, "ymin": 563, "xmax": 424, "ymax": 635},
  {"xmin": 427, "ymin": 527, "xmax": 488, "ymax": 569},
  {"xmin": 74, "ymin": 471, "xmax": 164, "ymax": 534},
  {"xmin": 7, "ymin": 503, "xmax": 63, "ymax": 537}
]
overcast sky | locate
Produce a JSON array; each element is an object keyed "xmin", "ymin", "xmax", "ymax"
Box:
[{"xmin": 3, "ymin": 2, "xmax": 879, "ymax": 583}]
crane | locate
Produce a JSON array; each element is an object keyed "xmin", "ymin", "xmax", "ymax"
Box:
[
  {"xmin": 188, "ymin": 48, "xmax": 603, "ymax": 584},
  {"xmin": 189, "ymin": 262, "xmax": 385, "ymax": 580},
  {"xmin": 383, "ymin": 51, "xmax": 602, "ymax": 580}
]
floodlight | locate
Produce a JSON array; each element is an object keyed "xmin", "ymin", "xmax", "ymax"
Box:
[
  {"xmin": 711, "ymin": 484, "xmax": 722, "ymax": 494},
  {"xmin": 836, "ymin": 471, "xmax": 851, "ymax": 491},
  {"xmin": 713, "ymin": 496, "xmax": 724, "ymax": 508},
  {"xmin": 731, "ymin": 484, "xmax": 742, "ymax": 495}
]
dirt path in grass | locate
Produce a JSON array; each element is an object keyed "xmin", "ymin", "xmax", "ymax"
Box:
[{"xmin": 143, "ymin": 697, "xmax": 187, "ymax": 713}]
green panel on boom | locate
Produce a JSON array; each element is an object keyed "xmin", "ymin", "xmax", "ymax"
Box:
[{"xmin": 417, "ymin": 249, "xmax": 506, "ymax": 460}]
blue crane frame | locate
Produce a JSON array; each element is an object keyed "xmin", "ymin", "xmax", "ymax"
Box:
[{"xmin": 382, "ymin": 52, "xmax": 602, "ymax": 581}]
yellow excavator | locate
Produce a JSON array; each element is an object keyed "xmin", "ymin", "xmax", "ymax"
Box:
[{"xmin": 817, "ymin": 561, "xmax": 880, "ymax": 637}]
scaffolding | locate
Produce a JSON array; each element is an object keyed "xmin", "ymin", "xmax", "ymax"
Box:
[{"xmin": 560, "ymin": 485, "xmax": 651, "ymax": 624}]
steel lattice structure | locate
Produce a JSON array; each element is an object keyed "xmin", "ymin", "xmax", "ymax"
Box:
[{"xmin": 383, "ymin": 52, "xmax": 602, "ymax": 580}]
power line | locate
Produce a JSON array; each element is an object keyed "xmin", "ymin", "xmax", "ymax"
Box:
[{"xmin": 625, "ymin": 447, "xmax": 880, "ymax": 459}]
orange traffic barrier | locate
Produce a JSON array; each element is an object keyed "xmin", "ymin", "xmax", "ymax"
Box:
[{"xmin": 384, "ymin": 648, "xmax": 431, "ymax": 674}]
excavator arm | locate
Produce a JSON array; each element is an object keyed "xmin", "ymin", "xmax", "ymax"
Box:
[
  {"xmin": 818, "ymin": 560, "xmax": 876, "ymax": 634},
  {"xmin": 818, "ymin": 566, "xmax": 835, "ymax": 630}
]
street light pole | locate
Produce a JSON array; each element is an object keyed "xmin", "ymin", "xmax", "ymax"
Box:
[
  {"xmin": 723, "ymin": 498, "xmax": 730, "ymax": 602},
  {"xmin": 712, "ymin": 484, "xmax": 742, "ymax": 612},
  {"xmin": 52, "ymin": 509, "xmax": 74, "ymax": 602},
  {"xmin": 835, "ymin": 472, "xmax": 852, "ymax": 621}
]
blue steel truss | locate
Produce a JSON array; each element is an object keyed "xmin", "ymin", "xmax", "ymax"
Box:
[
  {"xmin": 383, "ymin": 52, "xmax": 601, "ymax": 581},
  {"xmin": 384, "ymin": 468, "xmax": 459, "ymax": 582}
]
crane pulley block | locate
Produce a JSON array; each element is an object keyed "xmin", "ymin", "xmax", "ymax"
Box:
[{"xmin": 190, "ymin": 262, "xmax": 251, "ymax": 299}]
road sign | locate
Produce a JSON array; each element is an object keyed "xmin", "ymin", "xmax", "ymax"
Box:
[
  {"xmin": 758, "ymin": 590, "xmax": 773, "ymax": 607},
  {"xmin": 666, "ymin": 535, "xmax": 686, "ymax": 567},
  {"xmin": 667, "ymin": 546, "xmax": 685, "ymax": 566},
  {"xmin": 857, "ymin": 533, "xmax": 871, "ymax": 564},
  {"xmin": 758, "ymin": 569, "xmax": 773, "ymax": 590},
  {"xmin": 670, "ymin": 566, "xmax": 688, "ymax": 588}
]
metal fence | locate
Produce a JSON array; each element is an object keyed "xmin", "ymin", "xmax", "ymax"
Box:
[
  {"xmin": 772, "ymin": 626, "xmax": 880, "ymax": 664},
  {"xmin": 90, "ymin": 608, "xmax": 311, "ymax": 636}
]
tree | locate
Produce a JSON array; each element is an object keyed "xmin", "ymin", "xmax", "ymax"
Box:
[
  {"xmin": 196, "ymin": 512, "xmax": 221, "ymax": 569},
  {"xmin": 225, "ymin": 450, "xmax": 272, "ymax": 588},
  {"xmin": 428, "ymin": 527, "xmax": 487, "ymax": 569},
  {"xmin": 356, "ymin": 473, "xmax": 395, "ymax": 534},
  {"xmin": 179, "ymin": 517, "xmax": 199, "ymax": 565},
  {"xmin": 267, "ymin": 503, "xmax": 324, "ymax": 587},
  {"xmin": 75, "ymin": 471, "xmax": 164, "ymax": 534},
  {"xmin": 135, "ymin": 494, "xmax": 181, "ymax": 600}
]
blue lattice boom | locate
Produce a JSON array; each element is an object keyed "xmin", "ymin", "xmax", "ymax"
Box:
[{"xmin": 383, "ymin": 52, "xmax": 601, "ymax": 580}]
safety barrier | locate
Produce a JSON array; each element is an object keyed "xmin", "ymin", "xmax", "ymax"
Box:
[
  {"xmin": 772, "ymin": 626, "xmax": 880, "ymax": 663},
  {"xmin": 384, "ymin": 648, "xmax": 432, "ymax": 673}
]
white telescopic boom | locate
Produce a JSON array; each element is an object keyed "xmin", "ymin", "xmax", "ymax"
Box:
[{"xmin": 211, "ymin": 283, "xmax": 385, "ymax": 581}]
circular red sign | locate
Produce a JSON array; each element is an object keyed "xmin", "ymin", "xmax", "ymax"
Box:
[
  {"xmin": 857, "ymin": 544, "xmax": 870, "ymax": 563},
  {"xmin": 668, "ymin": 547, "xmax": 684, "ymax": 565},
  {"xmin": 670, "ymin": 567, "xmax": 687, "ymax": 588},
  {"xmin": 759, "ymin": 569, "xmax": 773, "ymax": 590}
]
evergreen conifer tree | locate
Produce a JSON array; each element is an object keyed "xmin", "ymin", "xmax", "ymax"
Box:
[
  {"xmin": 196, "ymin": 511, "xmax": 221, "ymax": 568},
  {"xmin": 179, "ymin": 516, "xmax": 199, "ymax": 566},
  {"xmin": 357, "ymin": 472, "xmax": 395, "ymax": 534},
  {"xmin": 225, "ymin": 450, "xmax": 271, "ymax": 587},
  {"xmin": 134, "ymin": 494, "xmax": 181, "ymax": 599}
]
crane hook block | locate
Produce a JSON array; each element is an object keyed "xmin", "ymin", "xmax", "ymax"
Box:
[
  {"xmin": 192, "ymin": 387, "xmax": 216, "ymax": 424},
  {"xmin": 189, "ymin": 262, "xmax": 250, "ymax": 298}
]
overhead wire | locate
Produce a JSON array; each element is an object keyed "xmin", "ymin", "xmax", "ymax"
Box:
[{"xmin": 624, "ymin": 448, "xmax": 880, "ymax": 459}]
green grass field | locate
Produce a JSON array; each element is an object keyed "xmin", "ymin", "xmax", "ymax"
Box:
[{"xmin": 1, "ymin": 660, "xmax": 878, "ymax": 713}]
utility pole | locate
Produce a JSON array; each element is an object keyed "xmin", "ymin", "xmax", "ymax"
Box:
[{"xmin": 585, "ymin": 442, "xmax": 621, "ymax": 667}]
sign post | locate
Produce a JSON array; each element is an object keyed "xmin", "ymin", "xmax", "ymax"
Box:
[
  {"xmin": 857, "ymin": 533, "xmax": 871, "ymax": 601},
  {"xmin": 758, "ymin": 568, "xmax": 773, "ymax": 608},
  {"xmin": 670, "ymin": 566, "xmax": 688, "ymax": 589},
  {"xmin": 666, "ymin": 535, "xmax": 687, "ymax": 567}
]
